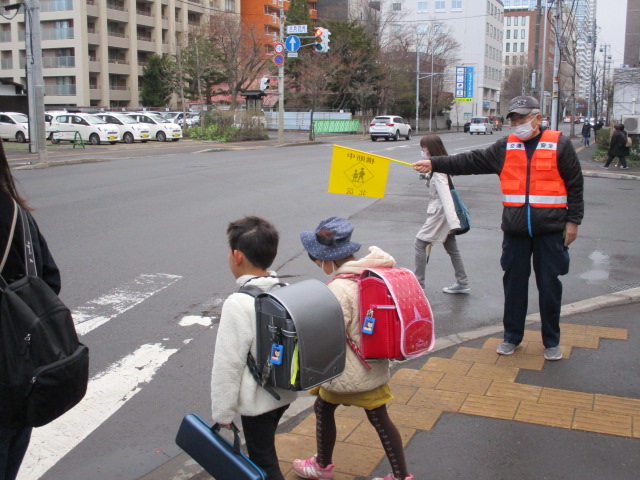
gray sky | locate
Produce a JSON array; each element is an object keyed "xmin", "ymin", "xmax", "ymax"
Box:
[{"xmin": 596, "ymin": 0, "xmax": 626, "ymax": 67}]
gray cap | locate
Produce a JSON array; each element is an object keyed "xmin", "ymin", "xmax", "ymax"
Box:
[{"xmin": 506, "ymin": 96, "xmax": 541, "ymax": 118}]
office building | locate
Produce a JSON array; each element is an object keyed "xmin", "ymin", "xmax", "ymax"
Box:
[{"xmin": 624, "ymin": 0, "xmax": 640, "ymax": 67}]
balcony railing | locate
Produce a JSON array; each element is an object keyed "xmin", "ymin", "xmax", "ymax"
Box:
[
  {"xmin": 106, "ymin": 2, "xmax": 127, "ymax": 12},
  {"xmin": 108, "ymin": 58, "xmax": 129, "ymax": 64},
  {"xmin": 42, "ymin": 28, "xmax": 74, "ymax": 41},
  {"xmin": 109, "ymin": 85, "xmax": 129, "ymax": 91},
  {"xmin": 41, "ymin": 0, "xmax": 73, "ymax": 12},
  {"xmin": 45, "ymin": 84, "xmax": 77, "ymax": 96},
  {"xmin": 43, "ymin": 55, "xmax": 76, "ymax": 68},
  {"xmin": 108, "ymin": 31, "xmax": 127, "ymax": 38},
  {"xmin": 137, "ymin": 35, "xmax": 153, "ymax": 41},
  {"xmin": 136, "ymin": 9, "xmax": 153, "ymax": 16}
]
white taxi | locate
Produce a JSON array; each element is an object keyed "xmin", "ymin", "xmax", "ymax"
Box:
[
  {"xmin": 125, "ymin": 112, "xmax": 182, "ymax": 141},
  {"xmin": 96, "ymin": 113, "xmax": 151, "ymax": 143},
  {"xmin": 0, "ymin": 112, "xmax": 29, "ymax": 143},
  {"xmin": 50, "ymin": 113, "xmax": 120, "ymax": 145}
]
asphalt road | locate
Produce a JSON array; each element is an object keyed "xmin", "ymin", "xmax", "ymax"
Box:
[{"xmin": 7, "ymin": 126, "xmax": 640, "ymax": 480}]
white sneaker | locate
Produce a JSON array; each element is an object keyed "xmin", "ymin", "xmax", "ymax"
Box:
[{"xmin": 443, "ymin": 283, "xmax": 470, "ymax": 294}]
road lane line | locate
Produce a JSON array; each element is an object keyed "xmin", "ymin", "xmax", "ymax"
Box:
[
  {"xmin": 73, "ymin": 273, "xmax": 182, "ymax": 336},
  {"xmin": 17, "ymin": 342, "xmax": 179, "ymax": 480}
]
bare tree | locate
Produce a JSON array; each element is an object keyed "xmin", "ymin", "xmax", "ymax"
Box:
[{"xmin": 206, "ymin": 12, "xmax": 270, "ymax": 109}]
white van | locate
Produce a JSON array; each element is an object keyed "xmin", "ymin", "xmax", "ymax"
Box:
[
  {"xmin": 97, "ymin": 113, "xmax": 151, "ymax": 143},
  {"xmin": 469, "ymin": 117, "xmax": 494, "ymax": 135},
  {"xmin": 125, "ymin": 112, "xmax": 182, "ymax": 141},
  {"xmin": 50, "ymin": 113, "xmax": 120, "ymax": 145}
]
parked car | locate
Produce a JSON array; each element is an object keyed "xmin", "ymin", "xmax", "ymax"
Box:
[
  {"xmin": 469, "ymin": 117, "xmax": 494, "ymax": 135},
  {"xmin": 96, "ymin": 113, "xmax": 151, "ymax": 143},
  {"xmin": 49, "ymin": 112, "xmax": 120, "ymax": 145},
  {"xmin": 0, "ymin": 112, "xmax": 29, "ymax": 143},
  {"xmin": 184, "ymin": 113, "xmax": 200, "ymax": 126},
  {"xmin": 563, "ymin": 116, "xmax": 572, "ymax": 123},
  {"xmin": 369, "ymin": 115, "xmax": 412, "ymax": 141},
  {"xmin": 125, "ymin": 112, "xmax": 183, "ymax": 141}
]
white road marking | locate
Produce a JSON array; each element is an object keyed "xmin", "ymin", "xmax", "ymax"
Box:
[
  {"xmin": 73, "ymin": 273, "xmax": 182, "ymax": 336},
  {"xmin": 18, "ymin": 342, "xmax": 179, "ymax": 480},
  {"xmin": 179, "ymin": 315, "xmax": 214, "ymax": 327}
]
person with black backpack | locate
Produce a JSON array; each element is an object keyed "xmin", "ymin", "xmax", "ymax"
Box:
[{"xmin": 0, "ymin": 140, "xmax": 62, "ymax": 480}]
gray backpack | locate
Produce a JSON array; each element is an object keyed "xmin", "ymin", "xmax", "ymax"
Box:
[{"xmin": 241, "ymin": 279, "xmax": 345, "ymax": 399}]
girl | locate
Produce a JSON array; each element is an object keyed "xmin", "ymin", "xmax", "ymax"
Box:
[{"xmin": 292, "ymin": 217, "xmax": 413, "ymax": 480}]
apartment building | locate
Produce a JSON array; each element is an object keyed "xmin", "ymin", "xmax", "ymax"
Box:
[
  {"xmin": 0, "ymin": 0, "xmax": 222, "ymax": 108},
  {"xmin": 624, "ymin": 0, "xmax": 640, "ymax": 67},
  {"xmin": 240, "ymin": 0, "xmax": 318, "ymax": 53},
  {"xmin": 379, "ymin": 0, "xmax": 504, "ymax": 122}
]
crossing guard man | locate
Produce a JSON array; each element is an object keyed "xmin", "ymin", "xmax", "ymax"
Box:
[{"xmin": 413, "ymin": 96, "xmax": 584, "ymax": 361}]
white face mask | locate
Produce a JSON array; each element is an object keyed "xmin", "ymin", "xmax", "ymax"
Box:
[
  {"xmin": 513, "ymin": 117, "xmax": 537, "ymax": 141},
  {"xmin": 420, "ymin": 149, "xmax": 429, "ymax": 159},
  {"xmin": 320, "ymin": 260, "xmax": 335, "ymax": 274}
]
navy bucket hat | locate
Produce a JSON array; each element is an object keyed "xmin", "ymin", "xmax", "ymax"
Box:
[{"xmin": 300, "ymin": 217, "xmax": 361, "ymax": 261}]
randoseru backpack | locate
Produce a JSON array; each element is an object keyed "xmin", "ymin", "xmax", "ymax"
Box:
[
  {"xmin": 240, "ymin": 279, "xmax": 345, "ymax": 400},
  {"xmin": 0, "ymin": 201, "xmax": 89, "ymax": 428},
  {"xmin": 355, "ymin": 267, "xmax": 435, "ymax": 362}
]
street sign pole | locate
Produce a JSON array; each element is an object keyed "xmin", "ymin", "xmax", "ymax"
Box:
[{"xmin": 278, "ymin": 9, "xmax": 285, "ymax": 144}]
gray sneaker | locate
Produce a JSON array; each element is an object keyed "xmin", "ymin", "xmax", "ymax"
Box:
[
  {"xmin": 443, "ymin": 283, "xmax": 470, "ymax": 294},
  {"xmin": 544, "ymin": 346, "xmax": 563, "ymax": 361},
  {"xmin": 496, "ymin": 342, "xmax": 521, "ymax": 355}
]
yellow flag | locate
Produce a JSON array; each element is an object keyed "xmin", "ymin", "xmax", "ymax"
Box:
[{"xmin": 328, "ymin": 145, "xmax": 393, "ymax": 198}]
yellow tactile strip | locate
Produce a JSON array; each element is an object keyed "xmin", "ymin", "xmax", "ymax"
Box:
[{"xmin": 276, "ymin": 324, "xmax": 635, "ymax": 479}]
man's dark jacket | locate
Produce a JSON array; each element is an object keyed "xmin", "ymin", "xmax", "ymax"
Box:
[{"xmin": 430, "ymin": 129, "xmax": 584, "ymax": 237}]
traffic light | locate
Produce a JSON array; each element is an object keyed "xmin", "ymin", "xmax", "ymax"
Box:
[
  {"xmin": 314, "ymin": 27, "xmax": 331, "ymax": 53},
  {"xmin": 259, "ymin": 77, "xmax": 270, "ymax": 91}
]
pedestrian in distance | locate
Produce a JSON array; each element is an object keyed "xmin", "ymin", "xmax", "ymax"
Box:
[
  {"xmin": 292, "ymin": 217, "xmax": 413, "ymax": 480},
  {"xmin": 210, "ymin": 216, "xmax": 297, "ymax": 480},
  {"xmin": 602, "ymin": 123, "xmax": 630, "ymax": 169},
  {"xmin": 0, "ymin": 140, "xmax": 62, "ymax": 480},
  {"xmin": 413, "ymin": 95, "xmax": 584, "ymax": 361},
  {"xmin": 446, "ymin": 118, "xmax": 452, "ymax": 131},
  {"xmin": 581, "ymin": 122, "xmax": 592, "ymax": 147},
  {"xmin": 414, "ymin": 134, "xmax": 470, "ymax": 294}
]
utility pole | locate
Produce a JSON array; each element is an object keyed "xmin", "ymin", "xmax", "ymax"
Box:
[
  {"xmin": 586, "ymin": 17, "xmax": 597, "ymax": 122},
  {"xmin": 415, "ymin": 46, "xmax": 420, "ymax": 133},
  {"xmin": 550, "ymin": 0, "xmax": 562, "ymax": 130},
  {"xmin": 539, "ymin": 0, "xmax": 550, "ymax": 116},
  {"xmin": 600, "ymin": 43, "xmax": 610, "ymax": 124},
  {"xmin": 23, "ymin": 0, "xmax": 48, "ymax": 166},
  {"xmin": 277, "ymin": 9, "xmax": 285, "ymax": 144},
  {"xmin": 532, "ymin": 0, "xmax": 543, "ymax": 96}
]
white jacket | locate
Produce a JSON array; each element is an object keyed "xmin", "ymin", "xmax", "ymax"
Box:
[
  {"xmin": 416, "ymin": 172, "xmax": 461, "ymax": 243},
  {"xmin": 322, "ymin": 246, "xmax": 395, "ymax": 394},
  {"xmin": 210, "ymin": 274, "xmax": 297, "ymax": 424}
]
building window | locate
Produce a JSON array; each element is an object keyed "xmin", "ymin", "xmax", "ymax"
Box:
[
  {"xmin": 506, "ymin": 30, "xmax": 510, "ymax": 39},
  {"xmin": 520, "ymin": 55, "xmax": 525, "ymax": 65},
  {"xmin": 417, "ymin": 23, "xmax": 428, "ymax": 33},
  {"xmin": 513, "ymin": 43, "xmax": 517, "ymax": 52},
  {"xmin": 522, "ymin": 16, "xmax": 526, "ymax": 26},
  {"xmin": 451, "ymin": 0, "xmax": 462, "ymax": 10},
  {"xmin": 521, "ymin": 42, "xmax": 525, "ymax": 52},
  {"xmin": 392, "ymin": 3, "xmax": 402, "ymax": 11},
  {"xmin": 514, "ymin": 29, "xmax": 518, "ymax": 39},
  {"xmin": 435, "ymin": 0, "xmax": 445, "ymax": 10},
  {"xmin": 514, "ymin": 17, "xmax": 518, "ymax": 26},
  {"xmin": 505, "ymin": 56, "xmax": 509, "ymax": 65},
  {"xmin": 507, "ymin": 17, "xmax": 511, "ymax": 26},
  {"xmin": 506, "ymin": 43, "xmax": 510, "ymax": 52},
  {"xmin": 521, "ymin": 29, "xmax": 525, "ymax": 39},
  {"xmin": 417, "ymin": 2, "xmax": 428, "ymax": 12}
]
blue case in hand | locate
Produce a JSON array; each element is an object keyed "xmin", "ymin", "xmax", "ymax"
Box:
[{"xmin": 175, "ymin": 414, "xmax": 266, "ymax": 480}]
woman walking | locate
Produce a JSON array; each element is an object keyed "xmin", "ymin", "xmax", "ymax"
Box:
[
  {"xmin": 602, "ymin": 123, "xmax": 630, "ymax": 169},
  {"xmin": 414, "ymin": 134, "xmax": 470, "ymax": 294}
]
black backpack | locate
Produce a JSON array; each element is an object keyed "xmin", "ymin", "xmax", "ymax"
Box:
[
  {"xmin": 240, "ymin": 279, "xmax": 346, "ymax": 400},
  {"xmin": 0, "ymin": 201, "xmax": 89, "ymax": 428}
]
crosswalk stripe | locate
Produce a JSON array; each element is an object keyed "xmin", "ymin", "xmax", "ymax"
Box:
[
  {"xmin": 73, "ymin": 273, "xmax": 182, "ymax": 336},
  {"xmin": 17, "ymin": 342, "xmax": 179, "ymax": 480}
]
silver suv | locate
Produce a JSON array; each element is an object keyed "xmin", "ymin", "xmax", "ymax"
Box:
[{"xmin": 369, "ymin": 116, "xmax": 412, "ymax": 141}]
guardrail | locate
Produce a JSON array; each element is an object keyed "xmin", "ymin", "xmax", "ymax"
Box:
[{"xmin": 313, "ymin": 119, "xmax": 360, "ymax": 134}]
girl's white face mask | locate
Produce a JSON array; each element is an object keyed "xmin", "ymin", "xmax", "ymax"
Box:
[
  {"xmin": 320, "ymin": 260, "xmax": 335, "ymax": 275},
  {"xmin": 513, "ymin": 117, "xmax": 537, "ymax": 141},
  {"xmin": 420, "ymin": 149, "xmax": 429, "ymax": 159}
]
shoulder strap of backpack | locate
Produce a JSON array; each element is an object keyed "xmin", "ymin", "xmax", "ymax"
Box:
[
  {"xmin": 238, "ymin": 284, "xmax": 282, "ymax": 401},
  {"xmin": 0, "ymin": 199, "xmax": 18, "ymax": 279},
  {"xmin": 18, "ymin": 206, "xmax": 37, "ymax": 277}
]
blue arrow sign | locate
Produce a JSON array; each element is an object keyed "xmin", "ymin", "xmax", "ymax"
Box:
[{"xmin": 285, "ymin": 35, "xmax": 300, "ymax": 52}]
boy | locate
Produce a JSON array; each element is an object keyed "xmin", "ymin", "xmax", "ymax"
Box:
[{"xmin": 211, "ymin": 216, "xmax": 297, "ymax": 480}]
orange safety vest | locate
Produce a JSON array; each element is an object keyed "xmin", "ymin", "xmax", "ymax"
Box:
[{"xmin": 500, "ymin": 130, "xmax": 567, "ymax": 208}]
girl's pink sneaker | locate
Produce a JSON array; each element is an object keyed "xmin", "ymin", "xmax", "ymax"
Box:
[{"xmin": 291, "ymin": 455, "xmax": 335, "ymax": 479}]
